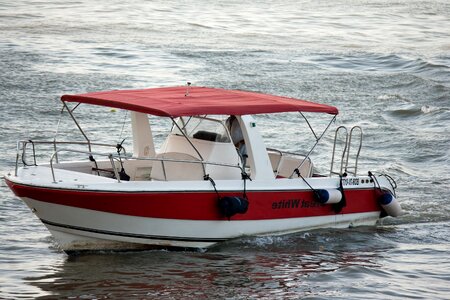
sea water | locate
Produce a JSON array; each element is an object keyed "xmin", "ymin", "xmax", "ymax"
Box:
[{"xmin": 0, "ymin": 0, "xmax": 449, "ymax": 298}]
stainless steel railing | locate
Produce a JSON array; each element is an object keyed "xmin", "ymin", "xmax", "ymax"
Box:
[
  {"xmin": 14, "ymin": 140, "xmax": 244, "ymax": 183},
  {"xmin": 47, "ymin": 148, "xmax": 244, "ymax": 183},
  {"xmin": 14, "ymin": 140, "xmax": 125, "ymax": 176},
  {"xmin": 15, "ymin": 139, "xmax": 249, "ymax": 183},
  {"xmin": 330, "ymin": 126, "xmax": 363, "ymax": 176}
]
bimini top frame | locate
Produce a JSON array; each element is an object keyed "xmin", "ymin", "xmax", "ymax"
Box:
[
  {"xmin": 61, "ymin": 86, "xmax": 339, "ymax": 117},
  {"xmin": 18, "ymin": 86, "xmax": 338, "ymax": 182}
]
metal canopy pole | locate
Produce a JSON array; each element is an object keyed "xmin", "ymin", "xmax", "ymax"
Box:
[
  {"xmin": 170, "ymin": 117, "xmax": 206, "ymax": 176},
  {"xmin": 61, "ymin": 101, "xmax": 92, "ymax": 153},
  {"xmin": 299, "ymin": 112, "xmax": 319, "ymax": 141},
  {"xmin": 289, "ymin": 114, "xmax": 336, "ymax": 178},
  {"xmin": 52, "ymin": 105, "xmax": 66, "ymax": 164}
]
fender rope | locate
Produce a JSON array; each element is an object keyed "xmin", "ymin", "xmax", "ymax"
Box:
[
  {"xmin": 368, "ymin": 171, "xmax": 381, "ymax": 191},
  {"xmin": 115, "ymin": 139, "xmax": 130, "ymax": 181},
  {"xmin": 241, "ymin": 171, "xmax": 251, "ymax": 200},
  {"xmin": 204, "ymin": 174, "xmax": 221, "ymax": 199},
  {"xmin": 22, "ymin": 140, "xmax": 37, "ymax": 166},
  {"xmin": 296, "ymin": 171, "xmax": 320, "ymax": 200},
  {"xmin": 297, "ymin": 171, "xmax": 347, "ymax": 213},
  {"xmin": 89, "ymin": 154, "xmax": 100, "ymax": 176},
  {"xmin": 332, "ymin": 175, "xmax": 347, "ymax": 213}
]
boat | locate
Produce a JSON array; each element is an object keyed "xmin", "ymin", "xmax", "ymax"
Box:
[{"xmin": 4, "ymin": 85, "xmax": 402, "ymax": 253}]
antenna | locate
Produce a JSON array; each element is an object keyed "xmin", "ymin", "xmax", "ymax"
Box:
[{"xmin": 185, "ymin": 82, "xmax": 191, "ymax": 96}]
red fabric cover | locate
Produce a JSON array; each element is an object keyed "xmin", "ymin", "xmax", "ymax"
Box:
[{"xmin": 61, "ymin": 86, "xmax": 338, "ymax": 117}]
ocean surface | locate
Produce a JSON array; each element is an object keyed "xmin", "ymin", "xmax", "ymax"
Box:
[{"xmin": 0, "ymin": 0, "xmax": 449, "ymax": 299}]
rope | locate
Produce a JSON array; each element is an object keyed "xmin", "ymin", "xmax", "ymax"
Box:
[
  {"xmin": 382, "ymin": 173, "xmax": 397, "ymax": 197},
  {"xmin": 22, "ymin": 140, "xmax": 37, "ymax": 166},
  {"xmin": 115, "ymin": 139, "xmax": 130, "ymax": 181},
  {"xmin": 332, "ymin": 175, "xmax": 347, "ymax": 213},
  {"xmin": 204, "ymin": 171, "xmax": 251, "ymax": 202},
  {"xmin": 204, "ymin": 174, "xmax": 221, "ymax": 199},
  {"xmin": 368, "ymin": 171, "xmax": 381, "ymax": 190},
  {"xmin": 89, "ymin": 154, "xmax": 100, "ymax": 176},
  {"xmin": 295, "ymin": 169, "xmax": 319, "ymax": 198},
  {"xmin": 118, "ymin": 110, "xmax": 128, "ymax": 142},
  {"xmin": 241, "ymin": 171, "xmax": 252, "ymax": 200},
  {"xmin": 296, "ymin": 170, "xmax": 347, "ymax": 213}
]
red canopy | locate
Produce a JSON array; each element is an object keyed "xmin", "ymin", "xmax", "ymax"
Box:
[{"xmin": 61, "ymin": 86, "xmax": 338, "ymax": 117}]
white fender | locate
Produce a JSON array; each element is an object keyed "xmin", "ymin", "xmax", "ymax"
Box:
[
  {"xmin": 315, "ymin": 189, "xmax": 342, "ymax": 204},
  {"xmin": 379, "ymin": 193, "xmax": 403, "ymax": 217}
]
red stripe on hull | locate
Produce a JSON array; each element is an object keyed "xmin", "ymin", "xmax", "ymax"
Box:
[{"xmin": 6, "ymin": 180, "xmax": 381, "ymax": 220}]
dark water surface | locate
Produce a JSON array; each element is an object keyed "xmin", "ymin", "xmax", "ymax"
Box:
[{"xmin": 1, "ymin": 0, "xmax": 449, "ymax": 299}]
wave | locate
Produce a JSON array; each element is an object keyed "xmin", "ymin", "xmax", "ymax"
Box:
[
  {"xmin": 186, "ymin": 22, "xmax": 215, "ymax": 29},
  {"xmin": 305, "ymin": 53, "xmax": 450, "ymax": 76},
  {"xmin": 386, "ymin": 103, "xmax": 449, "ymax": 118}
]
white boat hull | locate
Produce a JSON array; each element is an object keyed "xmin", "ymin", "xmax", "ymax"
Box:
[
  {"xmin": 22, "ymin": 197, "xmax": 380, "ymax": 252},
  {"xmin": 6, "ymin": 166, "xmax": 394, "ymax": 252}
]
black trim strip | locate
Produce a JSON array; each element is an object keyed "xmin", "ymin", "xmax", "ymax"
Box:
[{"xmin": 41, "ymin": 219, "xmax": 227, "ymax": 243}]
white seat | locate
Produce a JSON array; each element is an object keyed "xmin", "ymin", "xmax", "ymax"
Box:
[
  {"xmin": 122, "ymin": 159, "xmax": 154, "ymax": 181},
  {"xmin": 268, "ymin": 152, "xmax": 282, "ymax": 176},
  {"xmin": 150, "ymin": 152, "xmax": 205, "ymax": 181},
  {"xmin": 160, "ymin": 134, "xmax": 242, "ymax": 180},
  {"xmin": 276, "ymin": 156, "xmax": 313, "ymax": 178}
]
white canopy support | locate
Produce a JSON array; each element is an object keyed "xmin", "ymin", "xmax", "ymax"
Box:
[
  {"xmin": 238, "ymin": 115, "xmax": 274, "ymax": 180},
  {"xmin": 131, "ymin": 112, "xmax": 155, "ymax": 158}
]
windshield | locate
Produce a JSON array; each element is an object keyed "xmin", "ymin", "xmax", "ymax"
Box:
[{"xmin": 172, "ymin": 116, "xmax": 231, "ymax": 143}]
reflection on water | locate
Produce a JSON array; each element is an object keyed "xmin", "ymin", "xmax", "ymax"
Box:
[
  {"xmin": 24, "ymin": 228, "xmax": 387, "ymax": 299},
  {"xmin": 21, "ymin": 224, "xmax": 448, "ymax": 299}
]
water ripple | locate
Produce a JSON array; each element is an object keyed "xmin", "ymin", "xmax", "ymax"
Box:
[{"xmin": 1, "ymin": 0, "xmax": 449, "ymax": 299}]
